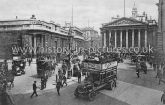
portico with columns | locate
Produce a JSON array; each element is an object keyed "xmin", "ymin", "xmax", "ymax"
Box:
[{"xmin": 101, "ymin": 17, "xmax": 157, "ymax": 50}]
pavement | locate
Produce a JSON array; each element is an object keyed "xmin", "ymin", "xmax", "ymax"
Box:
[
  {"xmin": 101, "ymin": 81, "xmax": 163, "ymax": 105},
  {"xmin": 5, "ymin": 60, "xmax": 84, "ymax": 105},
  {"xmin": 8, "ymin": 61, "xmax": 81, "ymax": 95},
  {"xmin": 5, "ymin": 59, "xmax": 165, "ymax": 105}
]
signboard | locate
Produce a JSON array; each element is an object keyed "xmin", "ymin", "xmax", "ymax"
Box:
[
  {"xmin": 83, "ymin": 61, "xmax": 118, "ymax": 70},
  {"xmin": 88, "ymin": 63, "xmax": 102, "ymax": 69},
  {"xmin": 102, "ymin": 61, "xmax": 118, "ymax": 69}
]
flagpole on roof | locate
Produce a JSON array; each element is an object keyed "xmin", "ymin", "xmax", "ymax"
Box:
[{"xmin": 124, "ymin": 0, "xmax": 125, "ymax": 17}]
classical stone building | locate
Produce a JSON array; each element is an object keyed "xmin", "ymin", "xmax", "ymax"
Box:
[
  {"xmin": 0, "ymin": 15, "xmax": 76, "ymax": 61},
  {"xmin": 157, "ymin": 0, "xmax": 165, "ymax": 54},
  {"xmin": 155, "ymin": 0, "xmax": 165, "ymax": 82},
  {"xmin": 100, "ymin": 5, "xmax": 157, "ymax": 53}
]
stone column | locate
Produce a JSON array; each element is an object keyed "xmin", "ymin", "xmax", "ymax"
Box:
[
  {"xmin": 145, "ymin": 30, "xmax": 147, "ymax": 48},
  {"xmin": 120, "ymin": 30, "xmax": 122, "ymax": 47},
  {"xmin": 138, "ymin": 29, "xmax": 141, "ymax": 48},
  {"xmin": 109, "ymin": 30, "xmax": 111, "ymax": 46},
  {"xmin": 126, "ymin": 30, "xmax": 128, "ymax": 48},
  {"xmin": 34, "ymin": 35, "xmax": 36, "ymax": 55},
  {"xmin": 104, "ymin": 32, "xmax": 106, "ymax": 48},
  {"xmin": 132, "ymin": 29, "xmax": 134, "ymax": 47},
  {"xmin": 115, "ymin": 30, "xmax": 117, "ymax": 48},
  {"xmin": 41, "ymin": 35, "xmax": 44, "ymax": 47}
]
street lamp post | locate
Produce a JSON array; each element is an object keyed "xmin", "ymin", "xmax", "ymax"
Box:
[{"xmin": 67, "ymin": 26, "xmax": 73, "ymax": 79}]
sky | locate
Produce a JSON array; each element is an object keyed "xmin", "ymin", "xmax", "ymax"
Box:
[{"xmin": 0, "ymin": 0, "xmax": 159, "ymax": 33}]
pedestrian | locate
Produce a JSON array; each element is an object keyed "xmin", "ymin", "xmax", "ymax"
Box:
[
  {"xmin": 30, "ymin": 81, "xmax": 38, "ymax": 98},
  {"xmin": 41, "ymin": 77, "xmax": 44, "ymax": 90},
  {"xmin": 28, "ymin": 58, "xmax": 32, "ymax": 66},
  {"xmin": 158, "ymin": 64, "xmax": 164, "ymax": 84},
  {"xmin": 156, "ymin": 64, "xmax": 159, "ymax": 78},
  {"xmin": 58, "ymin": 70, "xmax": 63, "ymax": 87},
  {"xmin": 136, "ymin": 63, "xmax": 140, "ymax": 78},
  {"xmin": 73, "ymin": 63, "xmax": 79, "ymax": 77},
  {"xmin": 56, "ymin": 79, "xmax": 62, "ymax": 96},
  {"xmin": 78, "ymin": 71, "xmax": 81, "ymax": 83},
  {"xmin": 63, "ymin": 75, "xmax": 67, "ymax": 86},
  {"xmin": 78, "ymin": 60, "xmax": 81, "ymax": 70},
  {"xmin": 3, "ymin": 59, "xmax": 8, "ymax": 73},
  {"xmin": 44, "ymin": 77, "xmax": 47, "ymax": 88},
  {"xmin": 62, "ymin": 61, "xmax": 67, "ymax": 75},
  {"xmin": 161, "ymin": 90, "xmax": 165, "ymax": 104},
  {"xmin": 153, "ymin": 63, "xmax": 158, "ymax": 78}
]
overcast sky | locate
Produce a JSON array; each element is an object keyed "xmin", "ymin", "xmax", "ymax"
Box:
[{"xmin": 0, "ymin": 0, "xmax": 159, "ymax": 33}]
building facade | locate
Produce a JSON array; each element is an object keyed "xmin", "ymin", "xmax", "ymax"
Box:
[
  {"xmin": 101, "ymin": 6, "xmax": 157, "ymax": 53},
  {"xmin": 157, "ymin": 0, "xmax": 165, "ymax": 54},
  {"xmin": 0, "ymin": 15, "xmax": 72, "ymax": 61},
  {"xmin": 63, "ymin": 23, "xmax": 85, "ymax": 55},
  {"xmin": 71, "ymin": 27, "xmax": 85, "ymax": 51},
  {"xmin": 81, "ymin": 27, "xmax": 102, "ymax": 49},
  {"xmin": 155, "ymin": 0, "xmax": 165, "ymax": 82}
]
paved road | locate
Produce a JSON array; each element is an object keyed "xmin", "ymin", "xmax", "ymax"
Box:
[
  {"xmin": 101, "ymin": 81, "xmax": 162, "ymax": 105},
  {"xmin": 117, "ymin": 59, "xmax": 165, "ymax": 91},
  {"xmin": 7, "ymin": 59, "xmax": 165, "ymax": 105},
  {"xmin": 9, "ymin": 62, "xmax": 79, "ymax": 95},
  {"xmin": 11, "ymin": 83, "xmax": 129, "ymax": 105}
]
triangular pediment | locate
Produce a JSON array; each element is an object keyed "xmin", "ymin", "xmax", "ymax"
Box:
[{"xmin": 104, "ymin": 17, "xmax": 147, "ymax": 27}]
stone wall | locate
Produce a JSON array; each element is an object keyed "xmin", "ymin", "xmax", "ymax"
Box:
[{"xmin": 0, "ymin": 31, "xmax": 20, "ymax": 60}]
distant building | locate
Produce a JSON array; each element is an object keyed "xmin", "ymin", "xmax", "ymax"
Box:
[
  {"xmin": 81, "ymin": 27, "xmax": 102, "ymax": 49},
  {"xmin": 63, "ymin": 23, "xmax": 85, "ymax": 53},
  {"xmin": 100, "ymin": 4, "xmax": 157, "ymax": 52},
  {"xmin": 72, "ymin": 27, "xmax": 85, "ymax": 50}
]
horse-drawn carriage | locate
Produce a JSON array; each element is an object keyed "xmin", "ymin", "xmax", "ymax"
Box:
[{"xmin": 74, "ymin": 56, "xmax": 118, "ymax": 101}]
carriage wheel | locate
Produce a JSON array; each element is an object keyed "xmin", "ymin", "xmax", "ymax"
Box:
[{"xmin": 88, "ymin": 92, "xmax": 96, "ymax": 101}]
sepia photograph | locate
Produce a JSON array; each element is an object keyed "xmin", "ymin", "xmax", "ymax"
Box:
[{"xmin": 0, "ymin": 0, "xmax": 164, "ymax": 105}]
